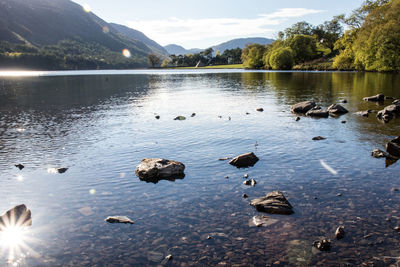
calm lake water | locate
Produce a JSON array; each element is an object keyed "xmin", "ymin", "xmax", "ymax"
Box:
[{"xmin": 0, "ymin": 70, "xmax": 400, "ymax": 266}]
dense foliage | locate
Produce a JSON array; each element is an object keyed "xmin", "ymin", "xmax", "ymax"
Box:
[
  {"xmin": 167, "ymin": 48, "xmax": 242, "ymax": 67},
  {"xmin": 0, "ymin": 39, "xmax": 147, "ymax": 70}
]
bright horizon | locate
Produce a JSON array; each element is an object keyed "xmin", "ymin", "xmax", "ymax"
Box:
[{"xmin": 73, "ymin": 1, "xmax": 363, "ymax": 49}]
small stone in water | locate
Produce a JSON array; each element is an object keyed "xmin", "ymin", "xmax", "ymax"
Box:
[
  {"xmin": 312, "ymin": 136, "xmax": 326, "ymax": 141},
  {"xmin": 337, "ymin": 193, "xmax": 342, "ymax": 197},
  {"xmin": 246, "ymin": 112, "xmax": 250, "ymax": 115},
  {"xmin": 242, "ymin": 193, "xmax": 248, "ymax": 198},
  {"xmin": 105, "ymin": 216, "xmax": 134, "ymax": 224},
  {"xmin": 313, "ymin": 239, "xmax": 331, "ymax": 251},
  {"xmin": 155, "ymin": 115, "xmax": 160, "ymax": 119},
  {"xmin": 341, "ymin": 120, "xmax": 346, "ymax": 123},
  {"xmin": 243, "ymin": 179, "xmax": 256, "ymax": 186},
  {"xmin": 161, "ymin": 254, "xmax": 173, "ymax": 264},
  {"xmin": 335, "ymin": 226, "xmax": 345, "ymax": 239},
  {"xmin": 244, "ymin": 173, "xmax": 249, "ymax": 178},
  {"xmin": 391, "ymin": 187, "xmax": 399, "ymax": 192},
  {"xmin": 295, "ymin": 117, "xmax": 300, "ymax": 121},
  {"xmin": 174, "ymin": 116, "xmax": 186, "ymax": 121},
  {"xmin": 394, "ymin": 226, "xmax": 400, "ymax": 232},
  {"xmin": 256, "ymin": 108, "xmax": 264, "ymax": 112},
  {"xmin": 225, "ymin": 176, "xmax": 229, "ymax": 179},
  {"xmin": 57, "ymin": 168, "xmax": 68, "ymax": 173},
  {"xmin": 207, "ymin": 235, "xmax": 212, "ymax": 240},
  {"xmin": 15, "ymin": 164, "xmax": 24, "ymax": 170},
  {"xmin": 191, "ymin": 113, "xmax": 196, "ymax": 117}
]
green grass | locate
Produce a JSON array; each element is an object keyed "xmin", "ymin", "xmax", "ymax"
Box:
[{"xmin": 172, "ymin": 64, "xmax": 243, "ymax": 69}]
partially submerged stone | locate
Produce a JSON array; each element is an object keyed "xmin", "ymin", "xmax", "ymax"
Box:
[
  {"xmin": 15, "ymin": 164, "xmax": 24, "ymax": 170},
  {"xmin": 290, "ymin": 101, "xmax": 316, "ymax": 114},
  {"xmin": 306, "ymin": 107, "xmax": 329, "ymax": 118},
  {"xmin": 136, "ymin": 158, "xmax": 185, "ymax": 183},
  {"xmin": 256, "ymin": 108, "xmax": 264, "ymax": 112},
  {"xmin": 229, "ymin": 152, "xmax": 259, "ymax": 168},
  {"xmin": 363, "ymin": 94, "xmax": 385, "ymax": 102},
  {"xmin": 250, "ymin": 191, "xmax": 294, "ymax": 215},
  {"xmin": 57, "ymin": 168, "xmax": 68, "ymax": 173},
  {"xmin": 335, "ymin": 226, "xmax": 345, "ymax": 239},
  {"xmin": 249, "ymin": 215, "xmax": 278, "ymax": 227},
  {"xmin": 371, "ymin": 149, "xmax": 390, "ymax": 158},
  {"xmin": 243, "ymin": 179, "xmax": 257, "ymax": 186},
  {"xmin": 312, "ymin": 136, "xmax": 326, "ymax": 141},
  {"xmin": 377, "ymin": 104, "xmax": 400, "ymax": 123},
  {"xmin": 313, "ymin": 239, "xmax": 331, "ymax": 251},
  {"xmin": 386, "ymin": 137, "xmax": 400, "ymax": 158},
  {"xmin": 105, "ymin": 216, "xmax": 134, "ymax": 224},
  {"xmin": 174, "ymin": 116, "xmax": 186, "ymax": 121},
  {"xmin": 0, "ymin": 204, "xmax": 32, "ymax": 228},
  {"xmin": 355, "ymin": 110, "xmax": 371, "ymax": 117},
  {"xmin": 327, "ymin": 104, "xmax": 348, "ymax": 115}
]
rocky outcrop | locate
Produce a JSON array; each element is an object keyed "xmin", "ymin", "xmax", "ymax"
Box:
[
  {"xmin": 371, "ymin": 149, "xmax": 390, "ymax": 158},
  {"xmin": 327, "ymin": 104, "xmax": 348, "ymax": 115},
  {"xmin": 376, "ymin": 104, "xmax": 400, "ymax": 123},
  {"xmin": 363, "ymin": 94, "xmax": 385, "ymax": 102},
  {"xmin": 135, "ymin": 158, "xmax": 185, "ymax": 183},
  {"xmin": 290, "ymin": 101, "xmax": 316, "ymax": 114},
  {"xmin": 229, "ymin": 152, "xmax": 259, "ymax": 168},
  {"xmin": 0, "ymin": 204, "xmax": 32, "ymax": 228},
  {"xmin": 250, "ymin": 191, "xmax": 294, "ymax": 215},
  {"xmin": 105, "ymin": 216, "xmax": 134, "ymax": 224},
  {"xmin": 306, "ymin": 107, "xmax": 329, "ymax": 118}
]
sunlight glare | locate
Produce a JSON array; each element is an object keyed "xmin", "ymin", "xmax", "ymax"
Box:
[
  {"xmin": 102, "ymin": 26, "xmax": 110, "ymax": 33},
  {"xmin": 46, "ymin": 168, "xmax": 58, "ymax": 174},
  {"xmin": 320, "ymin": 160, "xmax": 338, "ymax": 175},
  {"xmin": 0, "ymin": 226, "xmax": 26, "ymax": 248},
  {"xmin": 83, "ymin": 3, "xmax": 91, "ymax": 13},
  {"xmin": 122, "ymin": 49, "xmax": 131, "ymax": 58},
  {"xmin": 16, "ymin": 175, "xmax": 23, "ymax": 182}
]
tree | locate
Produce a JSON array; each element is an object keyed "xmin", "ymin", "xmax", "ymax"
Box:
[
  {"xmin": 269, "ymin": 47, "xmax": 294, "ymax": 70},
  {"xmin": 241, "ymin": 44, "xmax": 266, "ymax": 69},
  {"xmin": 147, "ymin": 53, "xmax": 161, "ymax": 68},
  {"xmin": 314, "ymin": 16, "xmax": 344, "ymax": 55},
  {"xmin": 284, "ymin": 21, "xmax": 314, "ymax": 39},
  {"xmin": 287, "ymin": 34, "xmax": 318, "ymax": 64},
  {"xmin": 161, "ymin": 58, "xmax": 169, "ymax": 68}
]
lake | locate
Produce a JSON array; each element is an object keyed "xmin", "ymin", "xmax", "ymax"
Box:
[{"xmin": 0, "ymin": 70, "xmax": 400, "ymax": 266}]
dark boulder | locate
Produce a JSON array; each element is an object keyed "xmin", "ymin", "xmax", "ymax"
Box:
[
  {"xmin": 386, "ymin": 137, "xmax": 400, "ymax": 158},
  {"xmin": 312, "ymin": 136, "xmax": 326, "ymax": 141},
  {"xmin": 0, "ymin": 204, "xmax": 32, "ymax": 228},
  {"xmin": 377, "ymin": 104, "xmax": 400, "ymax": 123},
  {"xmin": 229, "ymin": 152, "xmax": 259, "ymax": 168},
  {"xmin": 135, "ymin": 158, "xmax": 185, "ymax": 183},
  {"xmin": 290, "ymin": 101, "xmax": 316, "ymax": 114},
  {"xmin": 15, "ymin": 164, "xmax": 24, "ymax": 170},
  {"xmin": 363, "ymin": 94, "xmax": 385, "ymax": 102},
  {"xmin": 327, "ymin": 104, "xmax": 348, "ymax": 115},
  {"xmin": 250, "ymin": 191, "xmax": 294, "ymax": 215},
  {"xmin": 306, "ymin": 107, "xmax": 329, "ymax": 118}
]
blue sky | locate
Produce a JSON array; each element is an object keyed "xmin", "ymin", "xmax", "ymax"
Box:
[{"xmin": 72, "ymin": 0, "xmax": 363, "ymax": 49}]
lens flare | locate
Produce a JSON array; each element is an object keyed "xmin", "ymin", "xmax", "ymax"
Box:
[
  {"xmin": 102, "ymin": 26, "xmax": 110, "ymax": 33},
  {"xmin": 83, "ymin": 3, "xmax": 91, "ymax": 13},
  {"xmin": 122, "ymin": 49, "xmax": 131, "ymax": 58}
]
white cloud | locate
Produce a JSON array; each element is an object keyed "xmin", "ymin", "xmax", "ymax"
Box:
[{"xmin": 126, "ymin": 8, "xmax": 324, "ymax": 48}]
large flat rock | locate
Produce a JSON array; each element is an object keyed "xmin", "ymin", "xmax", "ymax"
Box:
[
  {"xmin": 229, "ymin": 152, "xmax": 259, "ymax": 168},
  {"xmin": 250, "ymin": 191, "xmax": 294, "ymax": 215},
  {"xmin": 290, "ymin": 101, "xmax": 316, "ymax": 114},
  {"xmin": 135, "ymin": 158, "xmax": 185, "ymax": 183}
]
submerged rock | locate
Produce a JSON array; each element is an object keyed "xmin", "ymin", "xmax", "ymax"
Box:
[
  {"xmin": 355, "ymin": 110, "xmax": 371, "ymax": 117},
  {"xmin": 313, "ymin": 239, "xmax": 331, "ymax": 251},
  {"xmin": 191, "ymin": 113, "xmax": 196, "ymax": 117},
  {"xmin": 249, "ymin": 215, "xmax": 278, "ymax": 227},
  {"xmin": 0, "ymin": 204, "xmax": 32, "ymax": 228},
  {"xmin": 250, "ymin": 191, "xmax": 294, "ymax": 215},
  {"xmin": 306, "ymin": 107, "xmax": 329, "ymax": 118},
  {"xmin": 327, "ymin": 104, "xmax": 348, "ymax": 115},
  {"xmin": 363, "ymin": 94, "xmax": 385, "ymax": 102},
  {"xmin": 290, "ymin": 101, "xmax": 316, "ymax": 114},
  {"xmin": 229, "ymin": 152, "xmax": 259, "ymax": 168},
  {"xmin": 386, "ymin": 137, "xmax": 400, "ymax": 158},
  {"xmin": 105, "ymin": 216, "xmax": 134, "ymax": 224},
  {"xmin": 135, "ymin": 158, "xmax": 185, "ymax": 183},
  {"xmin": 243, "ymin": 179, "xmax": 257, "ymax": 186},
  {"xmin": 335, "ymin": 226, "xmax": 345, "ymax": 239},
  {"xmin": 371, "ymin": 149, "xmax": 390, "ymax": 158},
  {"xmin": 312, "ymin": 136, "xmax": 326, "ymax": 141},
  {"xmin": 15, "ymin": 164, "xmax": 24, "ymax": 170}
]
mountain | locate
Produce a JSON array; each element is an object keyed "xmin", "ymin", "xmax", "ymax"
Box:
[
  {"xmin": 0, "ymin": 0, "xmax": 162, "ymax": 68},
  {"xmin": 212, "ymin": 37, "xmax": 274, "ymax": 54},
  {"xmin": 164, "ymin": 44, "xmax": 203, "ymax": 55},
  {"xmin": 109, "ymin": 23, "xmax": 168, "ymax": 56}
]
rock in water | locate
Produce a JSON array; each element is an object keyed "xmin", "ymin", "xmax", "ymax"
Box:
[
  {"xmin": 256, "ymin": 108, "xmax": 264, "ymax": 112},
  {"xmin": 290, "ymin": 101, "xmax": 316, "ymax": 114},
  {"xmin": 105, "ymin": 216, "xmax": 134, "ymax": 224},
  {"xmin": 155, "ymin": 115, "xmax": 160, "ymax": 119},
  {"xmin": 135, "ymin": 158, "xmax": 185, "ymax": 183},
  {"xmin": 15, "ymin": 164, "xmax": 24, "ymax": 170},
  {"xmin": 174, "ymin": 116, "xmax": 186, "ymax": 120},
  {"xmin": 57, "ymin": 168, "xmax": 68, "ymax": 173},
  {"xmin": 355, "ymin": 110, "xmax": 371, "ymax": 117},
  {"xmin": 335, "ymin": 226, "xmax": 345, "ymax": 239},
  {"xmin": 312, "ymin": 136, "xmax": 326, "ymax": 141},
  {"xmin": 191, "ymin": 113, "xmax": 196, "ymax": 117},
  {"xmin": 229, "ymin": 152, "xmax": 259, "ymax": 168},
  {"xmin": 250, "ymin": 191, "xmax": 294, "ymax": 215},
  {"xmin": 313, "ymin": 239, "xmax": 331, "ymax": 251},
  {"xmin": 295, "ymin": 116, "xmax": 300, "ymax": 121},
  {"xmin": 386, "ymin": 137, "xmax": 400, "ymax": 158},
  {"xmin": 363, "ymin": 94, "xmax": 385, "ymax": 102},
  {"xmin": 371, "ymin": 149, "xmax": 390, "ymax": 158},
  {"xmin": 306, "ymin": 107, "xmax": 329, "ymax": 118},
  {"xmin": 243, "ymin": 179, "xmax": 257, "ymax": 186},
  {"xmin": 0, "ymin": 204, "xmax": 32, "ymax": 228},
  {"xmin": 376, "ymin": 104, "xmax": 400, "ymax": 123},
  {"xmin": 327, "ymin": 104, "xmax": 348, "ymax": 115}
]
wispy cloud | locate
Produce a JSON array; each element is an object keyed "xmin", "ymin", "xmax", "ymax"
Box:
[{"xmin": 126, "ymin": 8, "xmax": 324, "ymax": 48}]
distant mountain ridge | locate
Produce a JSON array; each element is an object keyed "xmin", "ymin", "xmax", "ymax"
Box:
[
  {"xmin": 0, "ymin": 0, "xmax": 167, "ymax": 68},
  {"xmin": 164, "ymin": 37, "xmax": 274, "ymax": 55}
]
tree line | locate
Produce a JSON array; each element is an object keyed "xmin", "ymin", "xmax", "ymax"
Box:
[{"xmin": 241, "ymin": 0, "xmax": 400, "ymax": 72}]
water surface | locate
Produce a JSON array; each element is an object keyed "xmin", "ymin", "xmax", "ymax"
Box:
[{"xmin": 1, "ymin": 70, "xmax": 400, "ymax": 266}]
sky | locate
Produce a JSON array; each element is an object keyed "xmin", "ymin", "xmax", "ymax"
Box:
[{"xmin": 72, "ymin": 0, "xmax": 364, "ymax": 49}]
